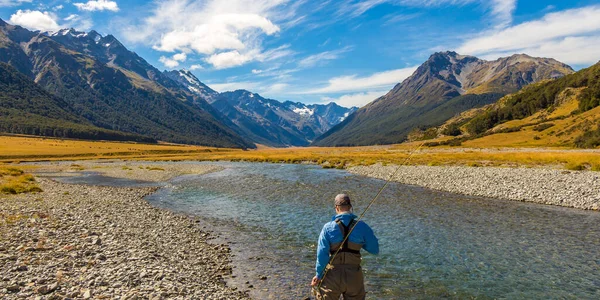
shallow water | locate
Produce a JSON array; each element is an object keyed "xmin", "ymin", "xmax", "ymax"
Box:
[
  {"xmin": 44, "ymin": 171, "xmax": 159, "ymax": 187},
  {"xmin": 141, "ymin": 162, "xmax": 600, "ymax": 299}
]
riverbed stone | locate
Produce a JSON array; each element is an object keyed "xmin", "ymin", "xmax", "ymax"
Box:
[{"xmin": 0, "ymin": 173, "xmax": 249, "ymax": 300}]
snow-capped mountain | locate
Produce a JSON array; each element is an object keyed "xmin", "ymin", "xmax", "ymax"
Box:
[
  {"xmin": 163, "ymin": 69, "xmax": 220, "ymax": 104},
  {"xmin": 214, "ymin": 90, "xmax": 357, "ymax": 147}
]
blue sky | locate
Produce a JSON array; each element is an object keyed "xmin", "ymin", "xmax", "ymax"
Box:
[{"xmin": 2, "ymin": 0, "xmax": 600, "ymax": 107}]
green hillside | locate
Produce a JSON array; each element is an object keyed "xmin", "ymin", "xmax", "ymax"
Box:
[{"xmin": 0, "ymin": 62, "xmax": 155, "ymax": 142}]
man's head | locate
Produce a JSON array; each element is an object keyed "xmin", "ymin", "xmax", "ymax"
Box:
[{"xmin": 334, "ymin": 193, "xmax": 352, "ymax": 213}]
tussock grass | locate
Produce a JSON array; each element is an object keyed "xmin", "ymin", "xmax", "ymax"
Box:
[{"xmin": 0, "ymin": 167, "xmax": 42, "ymax": 195}]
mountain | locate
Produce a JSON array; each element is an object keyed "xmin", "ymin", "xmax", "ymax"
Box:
[
  {"xmin": 0, "ymin": 62, "xmax": 154, "ymax": 142},
  {"xmin": 312, "ymin": 51, "xmax": 574, "ymax": 146},
  {"xmin": 0, "ymin": 20, "xmax": 251, "ymax": 148},
  {"xmin": 165, "ymin": 69, "xmax": 357, "ymax": 147},
  {"xmin": 164, "ymin": 69, "xmax": 220, "ymax": 104},
  {"xmin": 215, "ymin": 90, "xmax": 357, "ymax": 146},
  {"xmin": 425, "ymin": 61, "xmax": 600, "ymax": 148}
]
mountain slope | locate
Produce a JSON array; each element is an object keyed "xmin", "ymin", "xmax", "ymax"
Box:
[
  {"xmin": 313, "ymin": 51, "xmax": 574, "ymax": 146},
  {"xmin": 425, "ymin": 62, "xmax": 600, "ymax": 148},
  {"xmin": 0, "ymin": 62, "xmax": 154, "ymax": 142},
  {"xmin": 0, "ymin": 21, "xmax": 251, "ymax": 148}
]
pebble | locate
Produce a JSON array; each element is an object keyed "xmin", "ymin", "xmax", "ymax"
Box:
[
  {"xmin": 0, "ymin": 175, "xmax": 249, "ymax": 299},
  {"xmin": 349, "ymin": 164, "xmax": 600, "ymax": 210}
]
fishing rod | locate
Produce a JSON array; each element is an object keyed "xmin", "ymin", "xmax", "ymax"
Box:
[{"xmin": 312, "ymin": 141, "xmax": 426, "ymax": 299}]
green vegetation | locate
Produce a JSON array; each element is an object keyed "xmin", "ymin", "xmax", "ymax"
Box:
[
  {"xmin": 0, "ymin": 63, "xmax": 156, "ymax": 143},
  {"xmin": 574, "ymin": 123, "xmax": 600, "ymax": 148},
  {"xmin": 533, "ymin": 123, "xmax": 554, "ymax": 132}
]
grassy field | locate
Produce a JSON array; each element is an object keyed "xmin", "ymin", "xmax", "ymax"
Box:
[
  {"xmin": 0, "ymin": 135, "xmax": 236, "ymax": 161},
  {"xmin": 1, "ymin": 135, "xmax": 599, "ymax": 170}
]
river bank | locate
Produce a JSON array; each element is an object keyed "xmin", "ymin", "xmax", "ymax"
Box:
[
  {"xmin": 0, "ymin": 163, "xmax": 248, "ymax": 299},
  {"xmin": 348, "ymin": 164, "xmax": 600, "ymax": 210}
]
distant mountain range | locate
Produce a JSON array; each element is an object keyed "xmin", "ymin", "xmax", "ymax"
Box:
[
  {"xmin": 0, "ymin": 19, "xmax": 355, "ymax": 148},
  {"xmin": 164, "ymin": 69, "xmax": 357, "ymax": 146},
  {"xmin": 313, "ymin": 51, "xmax": 575, "ymax": 146}
]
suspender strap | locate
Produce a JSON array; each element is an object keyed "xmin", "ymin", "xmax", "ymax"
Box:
[{"xmin": 331, "ymin": 219, "xmax": 361, "ymax": 255}]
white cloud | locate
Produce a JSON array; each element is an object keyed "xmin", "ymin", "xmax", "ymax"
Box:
[
  {"xmin": 62, "ymin": 14, "xmax": 93, "ymax": 31},
  {"xmin": 74, "ymin": 0, "xmax": 119, "ymax": 12},
  {"xmin": 9, "ymin": 10, "xmax": 60, "ymax": 32},
  {"xmin": 457, "ymin": 5, "xmax": 600, "ymax": 65},
  {"xmin": 298, "ymin": 46, "xmax": 352, "ymax": 68},
  {"xmin": 205, "ymin": 50, "xmax": 254, "ymax": 69},
  {"xmin": 204, "ymin": 45, "xmax": 293, "ymax": 69},
  {"xmin": 264, "ymin": 83, "xmax": 289, "ymax": 93},
  {"xmin": 304, "ymin": 66, "xmax": 418, "ymax": 94},
  {"xmin": 339, "ymin": 0, "xmax": 515, "ymax": 27},
  {"xmin": 189, "ymin": 64, "xmax": 203, "ymax": 70},
  {"xmin": 0, "ymin": 0, "xmax": 31, "ymax": 7},
  {"xmin": 172, "ymin": 52, "xmax": 187, "ymax": 62},
  {"xmin": 53, "ymin": 5, "xmax": 64, "ymax": 11},
  {"xmin": 322, "ymin": 91, "xmax": 387, "ymax": 107},
  {"xmin": 64, "ymin": 14, "xmax": 79, "ymax": 21},
  {"xmin": 159, "ymin": 53, "xmax": 187, "ymax": 68},
  {"xmin": 490, "ymin": 0, "xmax": 516, "ymax": 28},
  {"xmin": 122, "ymin": 0, "xmax": 296, "ymax": 69},
  {"xmin": 208, "ymin": 81, "xmax": 263, "ymax": 93}
]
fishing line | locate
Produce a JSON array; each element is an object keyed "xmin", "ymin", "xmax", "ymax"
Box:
[{"xmin": 313, "ymin": 141, "xmax": 426, "ymax": 298}]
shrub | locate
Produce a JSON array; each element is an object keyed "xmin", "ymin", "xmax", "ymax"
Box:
[
  {"xmin": 565, "ymin": 162, "xmax": 586, "ymax": 171},
  {"xmin": 0, "ymin": 167, "xmax": 24, "ymax": 176},
  {"xmin": 441, "ymin": 123, "xmax": 462, "ymax": 136},
  {"xmin": 592, "ymin": 164, "xmax": 600, "ymax": 172},
  {"xmin": 533, "ymin": 123, "xmax": 554, "ymax": 132}
]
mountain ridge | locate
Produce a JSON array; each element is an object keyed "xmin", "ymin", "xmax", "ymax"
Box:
[
  {"xmin": 0, "ymin": 20, "xmax": 253, "ymax": 148},
  {"xmin": 313, "ymin": 51, "xmax": 575, "ymax": 146}
]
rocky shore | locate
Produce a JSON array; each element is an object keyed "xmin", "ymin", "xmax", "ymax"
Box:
[
  {"xmin": 1, "ymin": 170, "xmax": 248, "ymax": 299},
  {"xmin": 349, "ymin": 164, "xmax": 600, "ymax": 210}
]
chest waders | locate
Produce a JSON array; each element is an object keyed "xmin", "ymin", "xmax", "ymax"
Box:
[{"xmin": 313, "ymin": 219, "xmax": 363, "ymax": 299}]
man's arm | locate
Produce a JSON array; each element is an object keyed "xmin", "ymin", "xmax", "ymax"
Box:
[
  {"xmin": 362, "ymin": 223, "xmax": 379, "ymax": 255},
  {"xmin": 315, "ymin": 225, "xmax": 331, "ymax": 279}
]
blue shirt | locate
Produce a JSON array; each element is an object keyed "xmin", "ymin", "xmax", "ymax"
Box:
[{"xmin": 315, "ymin": 212, "xmax": 379, "ymax": 279}]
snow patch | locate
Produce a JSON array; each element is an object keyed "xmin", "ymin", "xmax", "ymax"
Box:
[
  {"xmin": 338, "ymin": 112, "xmax": 350, "ymax": 122},
  {"xmin": 293, "ymin": 107, "xmax": 314, "ymax": 116}
]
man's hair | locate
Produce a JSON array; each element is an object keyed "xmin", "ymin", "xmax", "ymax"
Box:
[{"xmin": 335, "ymin": 194, "xmax": 352, "ymax": 208}]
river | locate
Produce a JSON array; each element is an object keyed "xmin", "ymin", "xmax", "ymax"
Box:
[
  {"xmin": 50, "ymin": 161, "xmax": 600, "ymax": 299},
  {"xmin": 139, "ymin": 162, "xmax": 599, "ymax": 299}
]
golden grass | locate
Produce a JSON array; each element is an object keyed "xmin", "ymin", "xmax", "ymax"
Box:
[
  {"xmin": 0, "ymin": 167, "xmax": 42, "ymax": 194},
  {"xmin": 0, "ymin": 135, "xmax": 232, "ymax": 162},
  {"xmin": 0, "ymin": 135, "xmax": 599, "ymax": 171}
]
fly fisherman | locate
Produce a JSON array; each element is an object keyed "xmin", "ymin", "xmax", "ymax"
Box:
[{"xmin": 311, "ymin": 194, "xmax": 379, "ymax": 299}]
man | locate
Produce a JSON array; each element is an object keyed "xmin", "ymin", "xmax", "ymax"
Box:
[{"xmin": 311, "ymin": 193, "xmax": 379, "ymax": 299}]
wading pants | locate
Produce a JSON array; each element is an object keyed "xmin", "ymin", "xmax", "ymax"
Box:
[{"xmin": 318, "ymin": 264, "xmax": 365, "ymax": 300}]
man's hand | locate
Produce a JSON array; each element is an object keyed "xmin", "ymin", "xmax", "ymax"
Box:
[{"xmin": 311, "ymin": 276, "xmax": 321, "ymax": 286}]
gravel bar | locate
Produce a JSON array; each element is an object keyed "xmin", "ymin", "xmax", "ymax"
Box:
[
  {"xmin": 0, "ymin": 177, "xmax": 249, "ymax": 299},
  {"xmin": 349, "ymin": 164, "xmax": 600, "ymax": 210}
]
